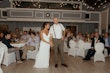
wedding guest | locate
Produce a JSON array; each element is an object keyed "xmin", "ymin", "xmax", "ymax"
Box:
[
  {"xmin": 67, "ymin": 32, "xmax": 76, "ymax": 48},
  {"xmin": 36, "ymin": 31, "xmax": 40, "ymax": 40},
  {"xmin": 28, "ymin": 29, "xmax": 33, "ymax": 35},
  {"xmin": 104, "ymin": 33, "xmax": 110, "ymax": 56},
  {"xmin": 76, "ymin": 32, "xmax": 83, "ymax": 41},
  {"xmin": 84, "ymin": 33, "xmax": 91, "ymax": 42},
  {"xmin": 90, "ymin": 32, "xmax": 95, "ymax": 39},
  {"xmin": 2, "ymin": 32, "xmax": 22, "ymax": 63},
  {"xmin": 21, "ymin": 32, "xmax": 40, "ymax": 60},
  {"xmin": 36, "ymin": 31, "xmax": 40, "ymax": 37},
  {"xmin": 20, "ymin": 31, "xmax": 31, "ymax": 42},
  {"xmin": 0, "ymin": 32, "xmax": 4, "ymax": 41},
  {"xmin": 13, "ymin": 28, "xmax": 21, "ymax": 39},
  {"xmin": 83, "ymin": 32, "xmax": 105, "ymax": 60}
]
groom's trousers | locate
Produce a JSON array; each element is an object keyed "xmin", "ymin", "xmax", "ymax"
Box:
[{"xmin": 53, "ymin": 39, "xmax": 65, "ymax": 64}]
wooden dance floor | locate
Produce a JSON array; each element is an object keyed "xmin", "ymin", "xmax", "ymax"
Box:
[{"xmin": 2, "ymin": 50, "xmax": 110, "ymax": 73}]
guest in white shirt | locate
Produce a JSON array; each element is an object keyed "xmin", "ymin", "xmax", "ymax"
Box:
[
  {"xmin": 36, "ymin": 31, "xmax": 40, "ymax": 41},
  {"xmin": 21, "ymin": 32, "xmax": 40, "ymax": 60},
  {"xmin": 21, "ymin": 31, "xmax": 31, "ymax": 42}
]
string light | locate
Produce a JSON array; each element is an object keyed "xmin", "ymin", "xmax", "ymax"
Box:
[
  {"xmin": 84, "ymin": 0, "xmax": 109, "ymax": 9},
  {"xmin": 12, "ymin": 0, "xmax": 109, "ymax": 10},
  {"xmin": 103, "ymin": 5, "xmax": 107, "ymax": 8},
  {"xmin": 98, "ymin": 5, "xmax": 100, "ymax": 8},
  {"xmin": 104, "ymin": 0, "xmax": 107, "ymax": 3},
  {"xmin": 100, "ymin": 3, "xmax": 103, "ymax": 5}
]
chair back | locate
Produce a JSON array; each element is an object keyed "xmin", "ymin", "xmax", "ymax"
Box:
[
  {"xmin": 0, "ymin": 42, "xmax": 5, "ymax": 64},
  {"xmin": 78, "ymin": 40, "xmax": 84, "ymax": 49},
  {"xmin": 69, "ymin": 40, "xmax": 76, "ymax": 48},
  {"xmin": 0, "ymin": 42, "xmax": 5, "ymax": 73},
  {"xmin": 95, "ymin": 43, "xmax": 104, "ymax": 53}
]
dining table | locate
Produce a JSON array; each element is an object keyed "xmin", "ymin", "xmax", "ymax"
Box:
[{"xmin": 11, "ymin": 41, "xmax": 26, "ymax": 48}]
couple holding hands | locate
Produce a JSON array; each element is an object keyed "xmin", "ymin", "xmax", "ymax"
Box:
[{"xmin": 34, "ymin": 18, "xmax": 68, "ymax": 68}]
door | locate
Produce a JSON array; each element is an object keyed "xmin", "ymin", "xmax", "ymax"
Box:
[
  {"xmin": 66, "ymin": 26, "xmax": 78, "ymax": 35},
  {"xmin": 0, "ymin": 25, "xmax": 8, "ymax": 32}
]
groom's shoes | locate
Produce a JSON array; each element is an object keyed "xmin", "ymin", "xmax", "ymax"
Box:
[
  {"xmin": 61, "ymin": 64, "xmax": 68, "ymax": 67},
  {"xmin": 55, "ymin": 64, "xmax": 58, "ymax": 68}
]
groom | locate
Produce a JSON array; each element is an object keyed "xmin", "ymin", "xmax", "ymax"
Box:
[{"xmin": 50, "ymin": 18, "xmax": 68, "ymax": 68}]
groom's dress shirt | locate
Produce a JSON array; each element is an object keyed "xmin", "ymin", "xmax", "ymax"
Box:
[{"xmin": 49, "ymin": 23, "xmax": 65, "ymax": 39}]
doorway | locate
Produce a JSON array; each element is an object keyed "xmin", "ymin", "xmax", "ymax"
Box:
[
  {"xmin": 0, "ymin": 24, "xmax": 8, "ymax": 32},
  {"xmin": 66, "ymin": 25, "xmax": 78, "ymax": 36}
]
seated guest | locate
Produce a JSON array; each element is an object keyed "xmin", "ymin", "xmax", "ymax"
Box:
[
  {"xmin": 36, "ymin": 31, "xmax": 40, "ymax": 37},
  {"xmin": 13, "ymin": 28, "xmax": 21, "ymax": 39},
  {"xmin": 28, "ymin": 28, "xmax": 33, "ymax": 35},
  {"xmin": 67, "ymin": 32, "xmax": 76, "ymax": 48},
  {"xmin": 84, "ymin": 33, "xmax": 91, "ymax": 42},
  {"xmin": 0, "ymin": 32, "xmax": 4, "ymax": 41},
  {"xmin": 21, "ymin": 32, "xmax": 40, "ymax": 60},
  {"xmin": 76, "ymin": 32, "xmax": 83, "ymax": 41},
  {"xmin": 36, "ymin": 31, "xmax": 40, "ymax": 40},
  {"xmin": 104, "ymin": 33, "xmax": 110, "ymax": 56},
  {"xmin": 83, "ymin": 32, "xmax": 105, "ymax": 60},
  {"xmin": 20, "ymin": 31, "xmax": 30, "ymax": 42},
  {"xmin": 2, "ymin": 32, "xmax": 22, "ymax": 63},
  {"xmin": 90, "ymin": 32, "xmax": 95, "ymax": 39}
]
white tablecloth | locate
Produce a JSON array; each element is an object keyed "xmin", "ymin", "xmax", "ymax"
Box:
[{"xmin": 11, "ymin": 42, "xmax": 26, "ymax": 48}]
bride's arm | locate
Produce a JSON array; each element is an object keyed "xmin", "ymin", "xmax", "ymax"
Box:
[
  {"xmin": 49, "ymin": 34, "xmax": 54, "ymax": 47},
  {"xmin": 40, "ymin": 31, "xmax": 50, "ymax": 44}
]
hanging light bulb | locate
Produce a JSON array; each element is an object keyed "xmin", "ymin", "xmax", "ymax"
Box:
[
  {"xmin": 84, "ymin": 3, "xmax": 87, "ymax": 6},
  {"xmin": 92, "ymin": 7, "xmax": 94, "ymax": 10},
  {"xmin": 103, "ymin": 6, "xmax": 107, "ymax": 8},
  {"xmin": 98, "ymin": 5, "xmax": 100, "ymax": 8},
  {"xmin": 82, "ymin": 0, "xmax": 84, "ymax": 3},
  {"xmin": 87, "ymin": 6, "xmax": 89, "ymax": 9},
  {"xmin": 94, "ymin": 3, "xmax": 97, "ymax": 5},
  {"xmin": 38, "ymin": 4, "xmax": 41, "ymax": 8},
  {"xmin": 104, "ymin": 0, "xmax": 107, "ymax": 3},
  {"xmin": 90, "ymin": 6, "xmax": 92, "ymax": 9},
  {"xmin": 100, "ymin": 3, "xmax": 103, "ymax": 5}
]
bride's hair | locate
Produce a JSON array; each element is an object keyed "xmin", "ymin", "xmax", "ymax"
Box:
[{"xmin": 42, "ymin": 22, "xmax": 50, "ymax": 30}]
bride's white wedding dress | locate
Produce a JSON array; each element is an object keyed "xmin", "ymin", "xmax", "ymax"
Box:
[{"xmin": 34, "ymin": 32, "xmax": 50, "ymax": 68}]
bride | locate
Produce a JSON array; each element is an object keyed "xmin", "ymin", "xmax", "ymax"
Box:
[{"xmin": 34, "ymin": 22, "xmax": 53, "ymax": 68}]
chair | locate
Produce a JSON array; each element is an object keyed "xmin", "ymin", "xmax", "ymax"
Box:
[
  {"xmin": 27, "ymin": 44, "xmax": 39, "ymax": 60},
  {"xmin": 64, "ymin": 42, "xmax": 69, "ymax": 53},
  {"xmin": 76, "ymin": 40, "xmax": 85, "ymax": 58},
  {"xmin": 68, "ymin": 40, "xmax": 77, "ymax": 57},
  {"xmin": 2, "ymin": 43, "xmax": 16, "ymax": 66},
  {"xmin": 0, "ymin": 42, "xmax": 5, "ymax": 73},
  {"xmin": 64, "ymin": 39, "xmax": 69, "ymax": 53},
  {"xmin": 94, "ymin": 43, "xmax": 105, "ymax": 62},
  {"xmin": 104, "ymin": 48, "xmax": 108, "ymax": 57}
]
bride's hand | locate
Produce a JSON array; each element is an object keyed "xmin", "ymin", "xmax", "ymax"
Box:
[{"xmin": 50, "ymin": 42, "xmax": 54, "ymax": 47}]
